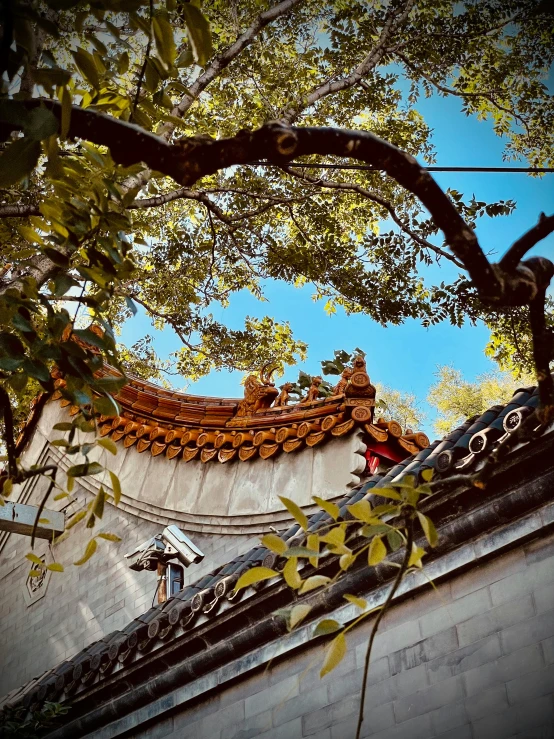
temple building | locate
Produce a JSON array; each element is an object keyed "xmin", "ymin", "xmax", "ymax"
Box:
[{"xmin": 0, "ymin": 355, "xmax": 553, "ymax": 739}]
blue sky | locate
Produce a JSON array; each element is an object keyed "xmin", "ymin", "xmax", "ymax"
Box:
[{"xmin": 119, "ymin": 90, "xmax": 554, "ymax": 434}]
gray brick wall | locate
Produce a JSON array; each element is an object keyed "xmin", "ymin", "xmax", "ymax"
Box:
[
  {"xmin": 129, "ymin": 530, "xmax": 554, "ymax": 739},
  {"xmin": 0, "ymin": 480, "xmax": 258, "ymax": 698}
]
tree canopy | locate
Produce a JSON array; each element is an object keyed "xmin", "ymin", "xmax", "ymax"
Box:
[
  {"xmin": 0, "ymin": 0, "xmax": 553, "ymax": 524},
  {"xmin": 1, "ymin": 0, "xmax": 553, "ymax": 381}
]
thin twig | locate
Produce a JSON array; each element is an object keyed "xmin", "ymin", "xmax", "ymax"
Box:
[
  {"xmin": 356, "ymin": 516, "xmax": 414, "ymax": 739},
  {"xmin": 131, "ymin": 0, "xmax": 153, "ymax": 121}
]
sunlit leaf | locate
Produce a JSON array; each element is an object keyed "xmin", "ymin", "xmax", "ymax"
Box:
[
  {"xmin": 74, "ymin": 538, "xmax": 97, "ymax": 565},
  {"xmin": 279, "ymin": 496, "xmax": 308, "ymax": 531},
  {"xmin": 180, "ymin": 3, "xmax": 212, "ymax": 66},
  {"xmin": 299, "ymin": 575, "xmax": 331, "ymax": 594},
  {"xmin": 25, "ymin": 553, "xmax": 43, "ymax": 565},
  {"xmin": 261, "ymin": 533, "xmax": 287, "ymax": 555},
  {"xmin": 320, "ymin": 632, "xmax": 347, "ymax": 677},
  {"xmin": 312, "ymin": 496, "xmax": 339, "ymax": 520},
  {"xmin": 417, "ymin": 512, "xmax": 438, "ymax": 547},
  {"xmin": 289, "ymin": 603, "xmax": 312, "ymax": 630},
  {"xmin": 97, "ymin": 437, "xmax": 117, "ymax": 455},
  {"xmin": 235, "ymin": 566, "xmax": 278, "ymax": 591},
  {"xmin": 368, "ymin": 535, "xmax": 387, "ymax": 566},
  {"xmin": 344, "ymin": 594, "xmax": 367, "ymax": 609},
  {"xmin": 109, "ymin": 471, "xmax": 122, "ymax": 505},
  {"xmin": 283, "ymin": 556, "xmax": 302, "ymax": 589},
  {"xmin": 45, "ymin": 562, "xmax": 64, "ymax": 572},
  {"xmin": 97, "ymin": 532, "xmax": 122, "ymax": 542},
  {"xmin": 408, "ymin": 544, "xmax": 426, "ymax": 568},
  {"xmin": 313, "ymin": 619, "xmax": 341, "ymax": 637}
]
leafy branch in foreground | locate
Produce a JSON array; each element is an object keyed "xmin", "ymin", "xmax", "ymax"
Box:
[{"xmin": 236, "ymin": 470, "xmax": 437, "ymax": 739}]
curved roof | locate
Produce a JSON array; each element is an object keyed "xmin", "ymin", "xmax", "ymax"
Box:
[{"xmin": 3, "ymin": 379, "xmax": 550, "ymax": 715}]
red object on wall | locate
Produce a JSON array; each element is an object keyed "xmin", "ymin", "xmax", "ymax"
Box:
[{"xmin": 365, "ymin": 452, "xmax": 380, "ymax": 476}]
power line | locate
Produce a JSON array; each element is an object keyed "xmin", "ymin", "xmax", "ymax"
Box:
[{"xmin": 247, "ymin": 161, "xmax": 554, "ymax": 173}]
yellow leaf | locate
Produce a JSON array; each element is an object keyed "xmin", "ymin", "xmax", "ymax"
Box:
[
  {"xmin": 375, "ymin": 487, "xmax": 402, "ymax": 501},
  {"xmin": 261, "ymin": 533, "xmax": 287, "ymax": 555},
  {"xmin": 289, "ymin": 604, "xmax": 312, "ymax": 630},
  {"xmin": 97, "ymin": 532, "xmax": 122, "ymax": 542},
  {"xmin": 45, "ymin": 562, "xmax": 64, "ymax": 572},
  {"xmin": 66, "ymin": 509, "xmax": 86, "ymax": 529},
  {"xmin": 417, "ymin": 512, "xmax": 438, "ymax": 547},
  {"xmin": 299, "ymin": 575, "xmax": 331, "ymax": 594},
  {"xmin": 28, "ymin": 569, "xmax": 42, "ymax": 577},
  {"xmin": 97, "ymin": 437, "xmax": 117, "ymax": 455},
  {"xmin": 3, "ymin": 478, "xmax": 13, "ymax": 496},
  {"xmin": 408, "ymin": 544, "xmax": 426, "ymax": 568},
  {"xmin": 307, "ymin": 533, "xmax": 320, "ymax": 568},
  {"xmin": 109, "ymin": 471, "xmax": 121, "ymax": 505},
  {"xmin": 25, "ymin": 552, "xmax": 43, "ymax": 565},
  {"xmin": 344, "ymin": 594, "xmax": 367, "ymax": 610},
  {"xmin": 74, "ymin": 538, "xmax": 97, "ymax": 566},
  {"xmin": 283, "ymin": 557, "xmax": 302, "ymax": 589},
  {"xmin": 279, "ymin": 496, "xmax": 308, "ymax": 531},
  {"xmin": 347, "ymin": 499, "xmax": 375, "ymax": 523},
  {"xmin": 235, "ymin": 566, "xmax": 278, "ymax": 591},
  {"xmin": 320, "ymin": 632, "xmax": 347, "ymax": 677},
  {"xmin": 421, "ymin": 468, "xmax": 433, "ymax": 482},
  {"xmin": 368, "ymin": 536, "xmax": 387, "ymax": 566},
  {"xmin": 38, "ymin": 518, "xmax": 50, "ymax": 524},
  {"xmin": 312, "ymin": 496, "xmax": 339, "ymax": 520},
  {"xmin": 320, "ymin": 526, "xmax": 345, "ymax": 548},
  {"xmin": 313, "ymin": 619, "xmax": 341, "ymax": 636},
  {"xmin": 339, "ymin": 552, "xmax": 355, "ymax": 570}
]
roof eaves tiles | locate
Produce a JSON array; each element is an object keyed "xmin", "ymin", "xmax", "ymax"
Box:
[{"xmin": 4, "ymin": 382, "xmax": 550, "ymax": 715}]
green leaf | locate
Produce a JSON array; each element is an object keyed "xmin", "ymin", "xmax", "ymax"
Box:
[
  {"xmin": 387, "ymin": 528, "xmax": 403, "ymax": 552},
  {"xmin": 0, "ymin": 137, "xmax": 41, "ymax": 187},
  {"xmin": 91, "ymin": 487, "xmax": 106, "ymax": 520},
  {"xmin": 344, "ymin": 594, "xmax": 367, "ymax": 609},
  {"xmin": 109, "ymin": 471, "xmax": 122, "ymax": 505},
  {"xmin": 66, "ymin": 461, "xmax": 103, "ymax": 478},
  {"xmin": 97, "ymin": 532, "xmax": 122, "ymax": 542},
  {"xmin": 97, "ymin": 437, "xmax": 117, "ymax": 455},
  {"xmin": 368, "ymin": 535, "xmax": 387, "ymax": 566},
  {"xmin": 299, "ymin": 575, "xmax": 330, "ymax": 594},
  {"xmin": 279, "ymin": 495, "xmax": 308, "ymax": 531},
  {"xmin": 261, "ymin": 532, "xmax": 287, "ymax": 555},
  {"xmin": 417, "ymin": 512, "xmax": 438, "ymax": 547},
  {"xmin": 289, "ymin": 603, "xmax": 312, "ymax": 630},
  {"xmin": 235, "ymin": 566, "xmax": 278, "ymax": 591},
  {"xmin": 180, "ymin": 4, "xmax": 212, "ymax": 66},
  {"xmin": 313, "ymin": 618, "xmax": 341, "ymax": 637},
  {"xmin": 320, "ymin": 632, "xmax": 347, "ymax": 677},
  {"xmin": 312, "ymin": 496, "xmax": 339, "ymax": 520},
  {"xmin": 25, "ymin": 107, "xmax": 59, "ymax": 140},
  {"xmin": 283, "ymin": 546, "xmax": 321, "ymax": 558},
  {"xmin": 45, "ymin": 562, "xmax": 64, "ymax": 572},
  {"xmin": 283, "ymin": 556, "xmax": 302, "ymax": 589},
  {"xmin": 93, "ymin": 394, "xmax": 120, "ymax": 416},
  {"xmin": 72, "ymin": 47, "xmax": 100, "ymax": 89},
  {"xmin": 53, "ymin": 422, "xmax": 74, "ymax": 431},
  {"xmin": 74, "ymin": 537, "xmax": 97, "ymax": 565},
  {"xmin": 153, "ymin": 14, "xmax": 176, "ymax": 67}
]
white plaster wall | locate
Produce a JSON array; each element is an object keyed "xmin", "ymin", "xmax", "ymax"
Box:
[{"xmin": 17, "ymin": 401, "xmax": 367, "ymax": 534}]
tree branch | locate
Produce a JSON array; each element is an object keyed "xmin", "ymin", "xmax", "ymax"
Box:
[
  {"xmin": 281, "ymin": 0, "xmax": 416, "ymax": 123},
  {"xmin": 395, "ymin": 51, "xmax": 531, "ymax": 136},
  {"xmin": 356, "ymin": 516, "xmax": 414, "ymax": 739},
  {"xmin": 499, "ymin": 213, "xmax": 554, "ymax": 273},
  {"xmin": 158, "ymin": 0, "xmax": 304, "ymax": 140},
  {"xmin": 279, "ymin": 165, "xmax": 464, "ymax": 267},
  {"xmin": 0, "ymin": 203, "xmax": 40, "ymax": 218}
]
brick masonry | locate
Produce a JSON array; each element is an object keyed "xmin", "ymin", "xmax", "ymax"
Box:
[
  {"xmin": 124, "ymin": 530, "xmax": 554, "ymax": 739},
  {"xmin": 0, "ymin": 477, "xmax": 259, "ymax": 698}
]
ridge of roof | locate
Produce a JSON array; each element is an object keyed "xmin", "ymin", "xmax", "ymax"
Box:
[
  {"xmin": 3, "ymin": 381, "xmax": 549, "ymax": 715},
  {"xmin": 48, "ymin": 355, "xmax": 430, "ymax": 464}
]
